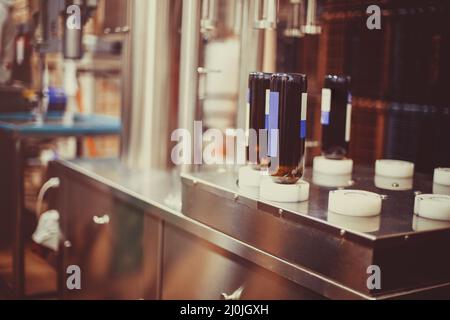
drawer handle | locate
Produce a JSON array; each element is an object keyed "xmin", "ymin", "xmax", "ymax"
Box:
[
  {"xmin": 221, "ymin": 286, "xmax": 245, "ymax": 301},
  {"xmin": 93, "ymin": 214, "xmax": 110, "ymax": 225}
]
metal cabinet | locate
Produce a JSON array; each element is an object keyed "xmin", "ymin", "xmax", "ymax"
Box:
[
  {"xmin": 162, "ymin": 224, "xmax": 324, "ymax": 300},
  {"xmin": 52, "ymin": 168, "xmax": 161, "ymax": 300},
  {"xmin": 49, "ymin": 161, "xmax": 325, "ymax": 301}
]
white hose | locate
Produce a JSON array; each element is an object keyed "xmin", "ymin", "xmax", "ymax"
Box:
[{"xmin": 36, "ymin": 178, "xmax": 61, "ymax": 218}]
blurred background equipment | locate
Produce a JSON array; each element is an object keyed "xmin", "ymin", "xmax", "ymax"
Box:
[{"xmin": 0, "ymin": 0, "xmax": 16, "ymax": 84}]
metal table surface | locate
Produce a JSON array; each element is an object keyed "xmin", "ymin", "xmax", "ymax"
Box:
[
  {"xmin": 52, "ymin": 159, "xmax": 450, "ymax": 300},
  {"xmin": 182, "ymin": 166, "xmax": 450, "ymax": 239},
  {"xmin": 0, "ymin": 112, "xmax": 121, "ymax": 137}
]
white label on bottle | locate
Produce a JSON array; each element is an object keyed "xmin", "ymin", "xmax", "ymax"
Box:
[
  {"xmin": 245, "ymin": 89, "xmax": 250, "ymax": 146},
  {"xmin": 321, "ymin": 88, "xmax": 332, "ymax": 113},
  {"xmin": 265, "ymin": 89, "xmax": 270, "ymax": 115},
  {"xmin": 301, "ymin": 93, "xmax": 308, "ymax": 138},
  {"xmin": 301, "ymin": 93, "xmax": 308, "ymax": 121},
  {"xmin": 16, "ymin": 37, "xmax": 25, "ymax": 65},
  {"xmin": 345, "ymin": 103, "xmax": 352, "ymax": 142}
]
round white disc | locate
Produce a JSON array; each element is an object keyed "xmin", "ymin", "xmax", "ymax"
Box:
[
  {"xmin": 238, "ymin": 166, "xmax": 263, "ymax": 187},
  {"xmin": 328, "ymin": 190, "xmax": 382, "ymax": 217},
  {"xmin": 375, "ymin": 160, "xmax": 415, "ymax": 178},
  {"xmin": 313, "ymin": 156, "xmax": 354, "ymax": 175},
  {"xmin": 260, "ymin": 179, "xmax": 310, "ymax": 203},
  {"xmin": 415, "ymin": 194, "xmax": 450, "ymax": 221},
  {"xmin": 434, "ymin": 168, "xmax": 450, "ymax": 187}
]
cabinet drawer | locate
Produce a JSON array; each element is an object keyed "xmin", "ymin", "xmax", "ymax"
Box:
[
  {"xmin": 60, "ymin": 177, "xmax": 159, "ymax": 300},
  {"xmin": 162, "ymin": 224, "xmax": 323, "ymax": 300}
]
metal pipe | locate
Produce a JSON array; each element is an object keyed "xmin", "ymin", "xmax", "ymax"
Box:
[
  {"xmin": 178, "ymin": 0, "xmax": 200, "ymax": 134},
  {"xmin": 120, "ymin": 0, "xmax": 133, "ymax": 161},
  {"xmin": 176, "ymin": 0, "xmax": 201, "ymax": 171},
  {"xmin": 233, "ymin": 0, "xmax": 243, "ymax": 35},
  {"xmin": 121, "ymin": 0, "xmax": 174, "ymax": 169},
  {"xmin": 284, "ymin": 0, "xmax": 305, "ymax": 38},
  {"xmin": 303, "ymin": 0, "xmax": 321, "ymax": 34},
  {"xmin": 254, "ymin": 0, "xmax": 277, "ymax": 30},
  {"xmin": 200, "ymin": 0, "xmax": 217, "ymax": 33},
  {"xmin": 237, "ymin": 0, "xmax": 263, "ymax": 130}
]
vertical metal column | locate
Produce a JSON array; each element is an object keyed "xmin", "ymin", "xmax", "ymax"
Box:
[
  {"xmin": 178, "ymin": 0, "xmax": 201, "ymax": 137},
  {"xmin": 121, "ymin": 0, "xmax": 175, "ymax": 169}
]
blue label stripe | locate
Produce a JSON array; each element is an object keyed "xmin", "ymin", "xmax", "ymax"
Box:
[
  {"xmin": 300, "ymin": 120, "xmax": 307, "ymax": 139},
  {"xmin": 268, "ymin": 92, "xmax": 279, "ymax": 157},
  {"xmin": 321, "ymin": 111, "xmax": 330, "ymax": 125},
  {"xmin": 265, "ymin": 115, "xmax": 269, "ymax": 130}
]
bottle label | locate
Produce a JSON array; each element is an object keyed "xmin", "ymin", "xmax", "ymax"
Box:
[
  {"xmin": 265, "ymin": 89, "xmax": 270, "ymax": 129},
  {"xmin": 301, "ymin": 93, "xmax": 308, "ymax": 138},
  {"xmin": 321, "ymin": 88, "xmax": 332, "ymax": 125},
  {"xmin": 345, "ymin": 102, "xmax": 352, "ymax": 143},
  {"xmin": 268, "ymin": 91, "xmax": 279, "ymax": 157}
]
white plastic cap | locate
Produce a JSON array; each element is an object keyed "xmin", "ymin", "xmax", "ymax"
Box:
[
  {"xmin": 434, "ymin": 168, "xmax": 450, "ymax": 186},
  {"xmin": 238, "ymin": 166, "xmax": 264, "ymax": 188},
  {"xmin": 375, "ymin": 160, "xmax": 415, "ymax": 178},
  {"xmin": 414, "ymin": 194, "xmax": 433, "ymax": 214},
  {"xmin": 313, "ymin": 156, "xmax": 353, "ymax": 175},
  {"xmin": 328, "ymin": 190, "xmax": 382, "ymax": 217},
  {"xmin": 260, "ymin": 179, "xmax": 310, "ymax": 203},
  {"xmin": 415, "ymin": 194, "xmax": 450, "ymax": 221}
]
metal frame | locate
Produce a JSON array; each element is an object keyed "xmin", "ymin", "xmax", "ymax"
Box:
[{"xmin": 51, "ymin": 159, "xmax": 450, "ymax": 300}]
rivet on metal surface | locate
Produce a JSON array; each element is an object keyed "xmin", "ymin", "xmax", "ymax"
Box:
[
  {"xmin": 278, "ymin": 209, "xmax": 284, "ymax": 217},
  {"xmin": 404, "ymin": 235, "xmax": 410, "ymax": 241},
  {"xmin": 193, "ymin": 180, "xmax": 198, "ymax": 186},
  {"xmin": 392, "ymin": 183, "xmax": 400, "ymax": 188},
  {"xmin": 381, "ymin": 195, "xmax": 388, "ymax": 200},
  {"xmin": 234, "ymin": 194, "xmax": 239, "ymax": 201},
  {"xmin": 340, "ymin": 230, "xmax": 346, "ymax": 237},
  {"xmin": 414, "ymin": 191, "xmax": 422, "ymax": 196}
]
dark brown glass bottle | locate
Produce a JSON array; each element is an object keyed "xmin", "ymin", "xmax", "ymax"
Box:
[
  {"xmin": 268, "ymin": 73, "xmax": 308, "ymax": 184},
  {"xmin": 321, "ymin": 75, "xmax": 352, "ymax": 160},
  {"xmin": 247, "ymin": 72, "xmax": 271, "ymax": 167}
]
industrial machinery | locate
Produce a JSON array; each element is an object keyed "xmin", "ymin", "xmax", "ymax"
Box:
[{"xmin": 31, "ymin": 0, "xmax": 98, "ymax": 123}]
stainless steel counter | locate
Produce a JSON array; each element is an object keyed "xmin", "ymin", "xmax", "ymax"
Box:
[
  {"xmin": 53, "ymin": 159, "xmax": 450, "ymax": 300},
  {"xmin": 183, "ymin": 166, "xmax": 447, "ymax": 239}
]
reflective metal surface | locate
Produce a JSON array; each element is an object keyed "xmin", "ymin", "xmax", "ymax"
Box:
[
  {"xmin": 184, "ymin": 166, "xmax": 444, "ymax": 239},
  {"xmin": 180, "ymin": 166, "xmax": 450, "ymax": 297},
  {"xmin": 53, "ymin": 159, "xmax": 450, "ymax": 300}
]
